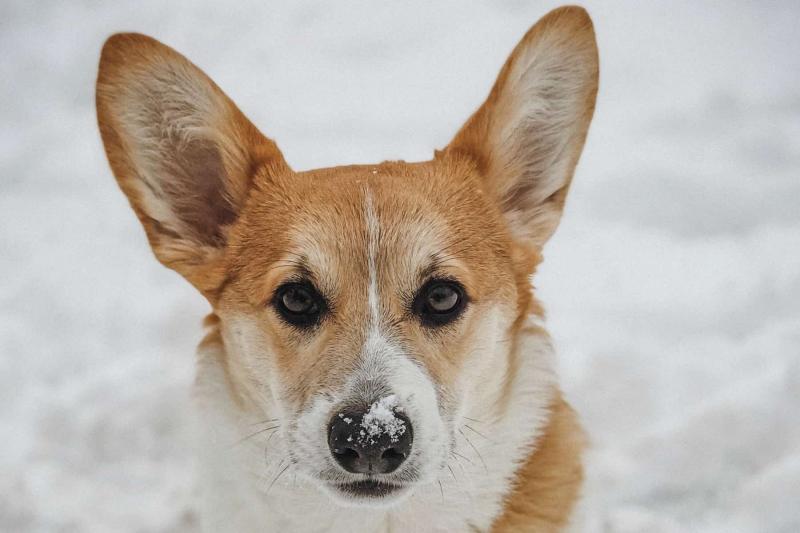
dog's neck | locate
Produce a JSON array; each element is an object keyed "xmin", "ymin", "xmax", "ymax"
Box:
[{"xmin": 191, "ymin": 314, "xmax": 583, "ymax": 532}]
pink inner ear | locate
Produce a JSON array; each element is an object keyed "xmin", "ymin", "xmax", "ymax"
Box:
[
  {"xmin": 162, "ymin": 137, "xmax": 237, "ymax": 247},
  {"xmin": 97, "ymin": 33, "xmax": 292, "ymax": 262}
]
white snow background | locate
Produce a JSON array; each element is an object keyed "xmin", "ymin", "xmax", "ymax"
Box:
[{"xmin": 1, "ymin": 1, "xmax": 799, "ymax": 531}]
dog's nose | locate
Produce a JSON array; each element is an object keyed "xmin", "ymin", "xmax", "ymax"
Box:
[{"xmin": 328, "ymin": 406, "xmax": 413, "ymax": 474}]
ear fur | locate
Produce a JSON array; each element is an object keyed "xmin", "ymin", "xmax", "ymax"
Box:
[
  {"xmin": 446, "ymin": 6, "xmax": 599, "ymax": 248},
  {"xmin": 96, "ymin": 33, "xmax": 289, "ymax": 296}
]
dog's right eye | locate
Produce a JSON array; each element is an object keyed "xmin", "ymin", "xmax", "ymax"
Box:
[{"xmin": 273, "ymin": 282, "xmax": 326, "ymax": 328}]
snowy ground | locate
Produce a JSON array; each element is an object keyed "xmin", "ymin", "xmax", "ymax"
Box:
[{"xmin": 1, "ymin": 1, "xmax": 799, "ymax": 531}]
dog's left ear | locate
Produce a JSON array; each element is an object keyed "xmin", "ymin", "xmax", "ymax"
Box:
[{"xmin": 445, "ymin": 6, "xmax": 598, "ymax": 248}]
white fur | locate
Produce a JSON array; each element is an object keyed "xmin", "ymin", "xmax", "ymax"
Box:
[
  {"xmin": 364, "ymin": 187, "xmax": 381, "ymax": 327},
  {"xmin": 193, "ymin": 312, "xmax": 556, "ymax": 532}
]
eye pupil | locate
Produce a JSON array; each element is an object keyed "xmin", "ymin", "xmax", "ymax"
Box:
[
  {"xmin": 427, "ymin": 286, "xmax": 458, "ymax": 312},
  {"xmin": 274, "ymin": 282, "xmax": 325, "ymax": 328},
  {"xmin": 282, "ymin": 287, "xmax": 314, "ymax": 314}
]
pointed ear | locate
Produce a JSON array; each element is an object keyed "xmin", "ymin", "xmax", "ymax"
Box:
[
  {"xmin": 445, "ymin": 6, "xmax": 598, "ymax": 248},
  {"xmin": 96, "ymin": 33, "xmax": 289, "ymax": 296}
]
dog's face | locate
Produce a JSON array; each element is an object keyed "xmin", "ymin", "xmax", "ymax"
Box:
[
  {"xmin": 218, "ymin": 160, "xmax": 523, "ymax": 503},
  {"xmin": 96, "ymin": 7, "xmax": 597, "ymax": 506}
]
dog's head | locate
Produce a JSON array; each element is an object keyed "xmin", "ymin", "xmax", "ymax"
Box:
[{"xmin": 96, "ymin": 6, "xmax": 597, "ymax": 506}]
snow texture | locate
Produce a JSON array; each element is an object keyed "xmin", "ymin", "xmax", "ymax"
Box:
[
  {"xmin": 1, "ymin": 1, "xmax": 799, "ymax": 532},
  {"xmin": 358, "ymin": 395, "xmax": 406, "ymax": 445}
]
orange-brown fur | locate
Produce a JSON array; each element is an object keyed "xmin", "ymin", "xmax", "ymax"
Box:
[{"xmin": 492, "ymin": 396, "xmax": 586, "ymax": 532}]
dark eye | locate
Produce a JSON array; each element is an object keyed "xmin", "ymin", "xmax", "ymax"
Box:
[
  {"xmin": 413, "ymin": 280, "xmax": 467, "ymax": 327},
  {"xmin": 273, "ymin": 282, "xmax": 326, "ymax": 328}
]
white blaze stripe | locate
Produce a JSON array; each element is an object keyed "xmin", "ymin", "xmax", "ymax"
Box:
[
  {"xmin": 364, "ymin": 187, "xmax": 380, "ymax": 327},
  {"xmin": 360, "ymin": 187, "xmax": 393, "ymax": 387}
]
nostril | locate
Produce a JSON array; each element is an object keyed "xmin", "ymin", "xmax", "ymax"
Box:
[
  {"xmin": 380, "ymin": 447, "xmax": 406, "ymax": 472},
  {"xmin": 335, "ymin": 447, "xmax": 360, "ymax": 461},
  {"xmin": 381, "ymin": 447, "xmax": 405, "ymax": 461}
]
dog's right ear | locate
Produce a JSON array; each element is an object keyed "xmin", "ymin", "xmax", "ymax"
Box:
[{"xmin": 96, "ymin": 33, "xmax": 289, "ymax": 297}]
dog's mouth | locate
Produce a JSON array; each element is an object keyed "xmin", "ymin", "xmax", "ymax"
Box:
[{"xmin": 330, "ymin": 478, "xmax": 406, "ymax": 500}]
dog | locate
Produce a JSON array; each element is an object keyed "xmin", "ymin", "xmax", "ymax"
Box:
[{"xmin": 96, "ymin": 5, "xmax": 598, "ymax": 531}]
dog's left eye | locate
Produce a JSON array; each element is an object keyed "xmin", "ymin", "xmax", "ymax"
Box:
[
  {"xmin": 413, "ymin": 279, "xmax": 467, "ymax": 327},
  {"xmin": 273, "ymin": 282, "xmax": 326, "ymax": 328}
]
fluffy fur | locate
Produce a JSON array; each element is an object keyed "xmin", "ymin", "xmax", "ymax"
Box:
[{"xmin": 96, "ymin": 6, "xmax": 598, "ymax": 532}]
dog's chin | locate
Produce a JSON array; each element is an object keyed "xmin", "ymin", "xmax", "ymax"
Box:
[{"xmin": 321, "ymin": 479, "xmax": 413, "ymax": 508}]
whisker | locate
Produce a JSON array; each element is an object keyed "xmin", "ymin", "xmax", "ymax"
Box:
[
  {"xmin": 234, "ymin": 425, "xmax": 280, "ymax": 446},
  {"xmin": 449, "ymin": 454, "xmax": 466, "ymax": 475},
  {"xmin": 451, "ymin": 450, "xmax": 475, "ymax": 467},
  {"xmin": 261, "ymin": 260, "xmax": 308, "ymax": 276},
  {"xmin": 266, "ymin": 462, "xmax": 292, "ymax": 495},
  {"xmin": 438, "ymin": 480, "xmax": 445, "ymax": 504},
  {"xmin": 446, "ymin": 458, "xmax": 475, "ymax": 502},
  {"xmin": 463, "ymin": 424, "xmax": 493, "ymax": 443},
  {"xmin": 248, "ymin": 417, "xmax": 280, "ymax": 427},
  {"xmin": 462, "ymin": 416, "xmax": 485, "ymax": 424},
  {"xmin": 460, "ymin": 429, "xmax": 488, "ymax": 473},
  {"xmin": 254, "ymin": 457, "xmax": 280, "ymax": 490}
]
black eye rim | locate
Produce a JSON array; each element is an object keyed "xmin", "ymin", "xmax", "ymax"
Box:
[
  {"xmin": 272, "ymin": 280, "xmax": 327, "ymax": 328},
  {"xmin": 412, "ymin": 278, "xmax": 468, "ymax": 327}
]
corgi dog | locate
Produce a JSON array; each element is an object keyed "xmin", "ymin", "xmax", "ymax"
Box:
[{"xmin": 96, "ymin": 5, "xmax": 598, "ymax": 532}]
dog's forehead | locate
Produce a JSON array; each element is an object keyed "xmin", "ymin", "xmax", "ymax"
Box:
[
  {"xmin": 232, "ymin": 159, "xmax": 500, "ymax": 297},
  {"xmin": 287, "ymin": 164, "xmax": 460, "ymax": 281},
  {"xmin": 252, "ymin": 162, "xmax": 463, "ymax": 244},
  {"xmin": 301, "ymin": 166, "xmax": 447, "ymax": 236}
]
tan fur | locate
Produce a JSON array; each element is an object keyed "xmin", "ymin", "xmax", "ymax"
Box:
[
  {"xmin": 96, "ymin": 5, "xmax": 598, "ymax": 531},
  {"xmin": 492, "ymin": 396, "xmax": 586, "ymax": 532}
]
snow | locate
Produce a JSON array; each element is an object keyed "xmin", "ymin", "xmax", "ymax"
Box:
[
  {"xmin": 1, "ymin": 1, "xmax": 799, "ymax": 531},
  {"xmin": 358, "ymin": 395, "xmax": 406, "ymax": 445}
]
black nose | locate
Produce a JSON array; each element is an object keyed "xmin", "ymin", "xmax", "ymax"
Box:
[{"xmin": 328, "ymin": 407, "xmax": 413, "ymax": 474}]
